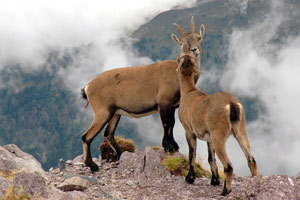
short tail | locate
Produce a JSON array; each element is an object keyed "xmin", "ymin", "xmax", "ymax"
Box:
[
  {"xmin": 230, "ymin": 102, "xmax": 241, "ymax": 122},
  {"xmin": 81, "ymin": 88, "xmax": 89, "ymax": 108}
]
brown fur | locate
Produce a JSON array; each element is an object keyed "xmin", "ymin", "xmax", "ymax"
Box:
[
  {"xmin": 81, "ymin": 17, "xmax": 204, "ymax": 172},
  {"xmin": 176, "ymin": 32, "xmax": 258, "ymax": 196}
]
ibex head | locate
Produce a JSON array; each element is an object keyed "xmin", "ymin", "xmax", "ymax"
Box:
[{"xmin": 171, "ymin": 16, "xmax": 205, "ymax": 74}]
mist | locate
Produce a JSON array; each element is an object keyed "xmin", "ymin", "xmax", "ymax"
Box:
[{"xmin": 0, "ymin": 0, "xmax": 196, "ymax": 90}]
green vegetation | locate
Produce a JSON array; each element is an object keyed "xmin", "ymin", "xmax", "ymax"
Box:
[
  {"xmin": 0, "ymin": 170, "xmax": 15, "ymax": 181},
  {"xmin": 2, "ymin": 187, "xmax": 30, "ymax": 200},
  {"xmin": 152, "ymin": 146, "xmax": 160, "ymax": 150},
  {"xmin": 162, "ymin": 157, "xmax": 204, "ymax": 177}
]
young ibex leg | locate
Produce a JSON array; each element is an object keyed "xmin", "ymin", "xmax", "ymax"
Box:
[
  {"xmin": 82, "ymin": 110, "xmax": 113, "ymax": 172},
  {"xmin": 207, "ymin": 142, "xmax": 220, "ymax": 186},
  {"xmin": 233, "ymin": 125, "xmax": 258, "ymax": 176},
  {"xmin": 103, "ymin": 114, "xmax": 123, "ymax": 159},
  {"xmin": 185, "ymin": 132, "xmax": 197, "ymax": 184},
  {"xmin": 159, "ymin": 106, "xmax": 179, "ymax": 153},
  {"xmin": 212, "ymin": 132, "xmax": 233, "ymax": 196}
]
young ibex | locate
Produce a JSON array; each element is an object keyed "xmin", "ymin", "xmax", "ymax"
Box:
[
  {"xmin": 81, "ymin": 17, "xmax": 204, "ymax": 172},
  {"xmin": 172, "ymin": 27, "xmax": 258, "ymax": 196}
]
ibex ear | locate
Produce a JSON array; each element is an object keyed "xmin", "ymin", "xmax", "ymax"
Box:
[
  {"xmin": 198, "ymin": 24, "xmax": 205, "ymax": 42},
  {"xmin": 171, "ymin": 33, "xmax": 181, "ymax": 45}
]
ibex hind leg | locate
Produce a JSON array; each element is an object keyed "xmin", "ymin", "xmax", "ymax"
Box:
[
  {"xmin": 160, "ymin": 107, "xmax": 179, "ymax": 153},
  {"xmin": 103, "ymin": 114, "xmax": 123, "ymax": 159},
  {"xmin": 82, "ymin": 110, "xmax": 113, "ymax": 172},
  {"xmin": 232, "ymin": 124, "xmax": 258, "ymax": 176},
  {"xmin": 211, "ymin": 131, "xmax": 233, "ymax": 196},
  {"xmin": 207, "ymin": 142, "xmax": 220, "ymax": 186}
]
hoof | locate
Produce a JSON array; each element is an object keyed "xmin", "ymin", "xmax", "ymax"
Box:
[
  {"xmin": 185, "ymin": 171, "xmax": 195, "ymax": 184},
  {"xmin": 163, "ymin": 141, "xmax": 179, "ymax": 153},
  {"xmin": 173, "ymin": 142, "xmax": 180, "ymax": 151},
  {"xmin": 185, "ymin": 175, "xmax": 195, "ymax": 184},
  {"xmin": 211, "ymin": 177, "xmax": 220, "ymax": 186},
  {"xmin": 221, "ymin": 187, "xmax": 231, "ymax": 196},
  {"xmin": 85, "ymin": 160, "xmax": 99, "ymax": 172}
]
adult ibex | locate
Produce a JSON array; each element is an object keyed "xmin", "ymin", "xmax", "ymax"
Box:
[
  {"xmin": 172, "ymin": 27, "xmax": 258, "ymax": 195},
  {"xmin": 81, "ymin": 17, "xmax": 204, "ymax": 172}
]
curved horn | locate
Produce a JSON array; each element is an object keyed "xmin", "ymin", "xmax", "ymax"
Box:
[
  {"xmin": 173, "ymin": 23, "xmax": 184, "ymax": 36},
  {"xmin": 190, "ymin": 16, "xmax": 195, "ymax": 33}
]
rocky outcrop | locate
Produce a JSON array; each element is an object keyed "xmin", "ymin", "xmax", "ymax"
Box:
[
  {"xmin": 1, "ymin": 144, "xmax": 300, "ymax": 199},
  {"xmin": 0, "ymin": 144, "xmax": 89, "ymax": 200},
  {"xmin": 57, "ymin": 177, "xmax": 92, "ymax": 192},
  {"xmin": 0, "ymin": 144, "xmax": 45, "ymax": 177}
]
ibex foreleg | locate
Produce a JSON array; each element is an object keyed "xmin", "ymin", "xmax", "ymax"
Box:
[
  {"xmin": 159, "ymin": 106, "xmax": 179, "ymax": 153},
  {"xmin": 185, "ymin": 131, "xmax": 197, "ymax": 184}
]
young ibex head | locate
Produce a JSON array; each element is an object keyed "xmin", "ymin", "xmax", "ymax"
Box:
[
  {"xmin": 177, "ymin": 44, "xmax": 199, "ymax": 75},
  {"xmin": 171, "ymin": 16, "xmax": 205, "ymax": 73}
]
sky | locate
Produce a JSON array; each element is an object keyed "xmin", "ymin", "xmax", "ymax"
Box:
[{"xmin": 1, "ymin": 0, "xmax": 300, "ymax": 176}]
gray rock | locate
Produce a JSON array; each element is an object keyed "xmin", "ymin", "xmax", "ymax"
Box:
[
  {"xmin": 2, "ymin": 144, "xmax": 300, "ymax": 199},
  {"xmin": 244, "ymin": 175, "xmax": 300, "ymax": 200},
  {"xmin": 117, "ymin": 147, "xmax": 173, "ymax": 186},
  {"xmin": 48, "ymin": 189, "xmax": 93, "ymax": 200},
  {"xmin": 135, "ymin": 147, "xmax": 171, "ymax": 185},
  {"xmin": 0, "ymin": 176, "xmax": 13, "ymax": 198},
  {"xmin": 13, "ymin": 171, "xmax": 48, "ymax": 198},
  {"xmin": 57, "ymin": 176, "xmax": 92, "ymax": 192},
  {"xmin": 73, "ymin": 154, "xmax": 84, "ymax": 163},
  {"xmin": 0, "ymin": 144, "xmax": 46, "ymax": 178}
]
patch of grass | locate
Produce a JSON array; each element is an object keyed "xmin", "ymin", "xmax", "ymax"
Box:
[
  {"xmin": 152, "ymin": 146, "xmax": 160, "ymax": 150},
  {"xmin": 162, "ymin": 157, "xmax": 204, "ymax": 177},
  {"xmin": 218, "ymin": 169, "xmax": 226, "ymax": 181},
  {"xmin": 2, "ymin": 187, "xmax": 30, "ymax": 200},
  {"xmin": 0, "ymin": 170, "xmax": 15, "ymax": 181}
]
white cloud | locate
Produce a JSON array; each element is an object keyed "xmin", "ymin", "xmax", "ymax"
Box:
[{"xmin": 0, "ymin": 0, "xmax": 197, "ymax": 89}]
